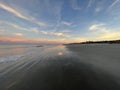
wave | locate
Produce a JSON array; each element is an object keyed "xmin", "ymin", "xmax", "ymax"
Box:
[{"xmin": 0, "ymin": 55, "xmax": 23, "ymax": 63}]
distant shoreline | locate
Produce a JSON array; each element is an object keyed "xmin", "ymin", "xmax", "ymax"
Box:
[{"xmin": 65, "ymin": 39, "xmax": 120, "ymax": 45}]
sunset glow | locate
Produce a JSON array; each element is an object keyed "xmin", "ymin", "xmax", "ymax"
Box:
[{"xmin": 0, "ymin": 0, "xmax": 120, "ymax": 44}]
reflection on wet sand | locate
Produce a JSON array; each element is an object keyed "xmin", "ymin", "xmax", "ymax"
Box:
[{"xmin": 0, "ymin": 45, "xmax": 120, "ymax": 90}]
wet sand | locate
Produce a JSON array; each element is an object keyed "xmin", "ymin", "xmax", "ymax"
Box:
[{"xmin": 0, "ymin": 45, "xmax": 120, "ymax": 90}]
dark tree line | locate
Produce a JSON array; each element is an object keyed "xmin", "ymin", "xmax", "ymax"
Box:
[{"xmin": 66, "ymin": 40, "xmax": 120, "ymax": 45}]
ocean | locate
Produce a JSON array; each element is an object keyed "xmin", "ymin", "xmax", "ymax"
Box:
[{"xmin": 0, "ymin": 44, "xmax": 45, "ymax": 63}]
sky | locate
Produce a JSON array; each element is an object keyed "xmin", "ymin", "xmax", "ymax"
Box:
[{"xmin": 0, "ymin": 0, "xmax": 120, "ymax": 44}]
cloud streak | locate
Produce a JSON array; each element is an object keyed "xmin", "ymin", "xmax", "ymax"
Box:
[
  {"xmin": 108, "ymin": 0, "xmax": 120, "ymax": 10},
  {"xmin": 87, "ymin": 0, "xmax": 95, "ymax": 8},
  {"xmin": 0, "ymin": 21, "xmax": 41, "ymax": 33},
  {"xmin": 0, "ymin": 3, "xmax": 46, "ymax": 26},
  {"xmin": 0, "ymin": 3, "xmax": 28, "ymax": 20},
  {"xmin": 13, "ymin": 33, "xmax": 23, "ymax": 36},
  {"xmin": 88, "ymin": 23, "xmax": 120, "ymax": 40},
  {"xmin": 10, "ymin": 23, "xmax": 29, "ymax": 31},
  {"xmin": 40, "ymin": 30, "xmax": 70, "ymax": 38},
  {"xmin": 61, "ymin": 21, "xmax": 72, "ymax": 26},
  {"xmin": 89, "ymin": 23, "xmax": 104, "ymax": 30}
]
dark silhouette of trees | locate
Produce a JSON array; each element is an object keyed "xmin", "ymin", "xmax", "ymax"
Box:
[{"xmin": 67, "ymin": 40, "xmax": 120, "ymax": 45}]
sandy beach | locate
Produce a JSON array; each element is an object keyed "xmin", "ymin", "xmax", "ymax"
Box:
[{"xmin": 0, "ymin": 45, "xmax": 120, "ymax": 90}]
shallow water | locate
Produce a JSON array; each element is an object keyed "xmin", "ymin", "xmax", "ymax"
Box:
[{"xmin": 0, "ymin": 44, "xmax": 53, "ymax": 62}]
